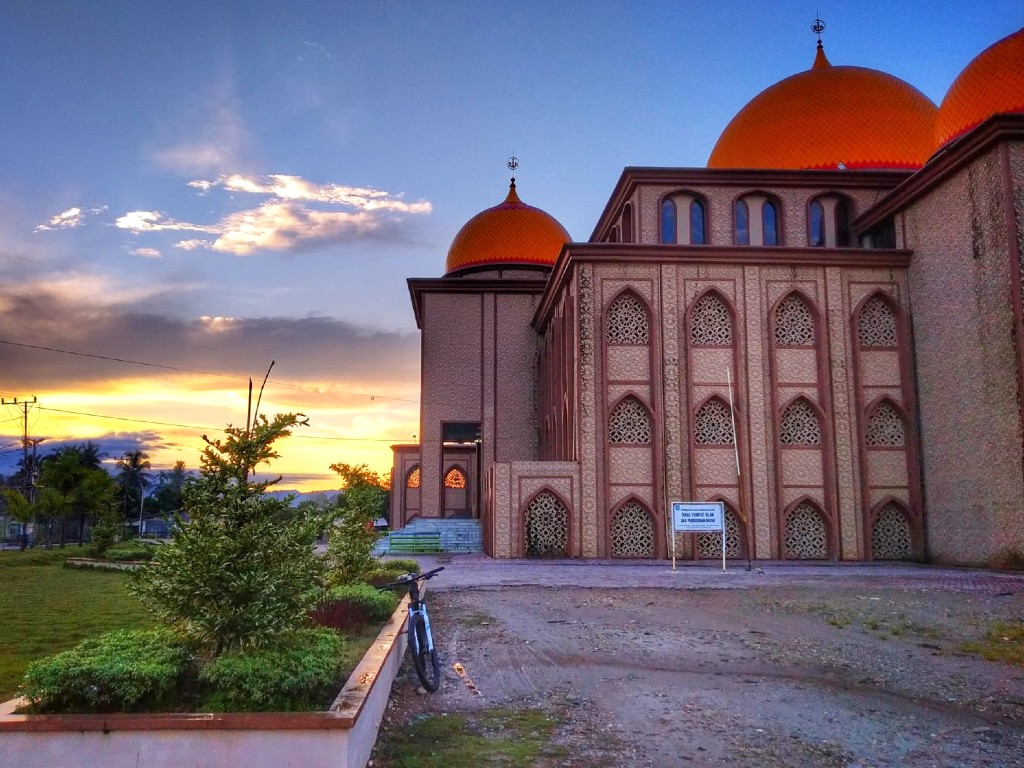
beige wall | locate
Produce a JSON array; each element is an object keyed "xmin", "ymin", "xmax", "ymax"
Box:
[{"xmin": 903, "ymin": 142, "xmax": 1024, "ymax": 564}]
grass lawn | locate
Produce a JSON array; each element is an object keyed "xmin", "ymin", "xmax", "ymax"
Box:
[{"xmin": 0, "ymin": 552, "xmax": 154, "ymax": 701}]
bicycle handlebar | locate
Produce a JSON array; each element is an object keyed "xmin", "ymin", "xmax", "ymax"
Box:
[{"xmin": 379, "ymin": 566, "xmax": 445, "ymax": 589}]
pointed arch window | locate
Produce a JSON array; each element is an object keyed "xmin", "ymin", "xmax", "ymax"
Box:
[
  {"xmin": 762, "ymin": 201, "xmax": 779, "ymax": 245},
  {"xmin": 774, "ymin": 294, "xmax": 815, "ymax": 346},
  {"xmin": 690, "ymin": 199, "xmax": 706, "ymax": 245},
  {"xmin": 835, "ymin": 200, "xmax": 851, "ymax": 246},
  {"xmin": 406, "ymin": 466, "xmax": 421, "ymax": 488},
  {"xmin": 735, "ymin": 199, "xmax": 750, "ymax": 245},
  {"xmin": 866, "ymin": 402, "xmax": 905, "ymax": 447},
  {"xmin": 443, "ymin": 467, "xmax": 466, "ymax": 489},
  {"xmin": 524, "ymin": 491, "xmax": 569, "ymax": 558},
  {"xmin": 660, "ymin": 198, "xmax": 677, "ymax": 244},
  {"xmin": 858, "ymin": 296, "xmax": 898, "ymax": 348},
  {"xmin": 622, "ymin": 203, "xmax": 633, "ymax": 243},
  {"xmin": 785, "ymin": 501, "xmax": 828, "ymax": 559},
  {"xmin": 871, "ymin": 501, "xmax": 913, "ymax": 560},
  {"xmin": 606, "ymin": 293, "xmax": 649, "ymax": 345},
  {"xmin": 610, "ymin": 501, "xmax": 655, "ymax": 557},
  {"xmin": 694, "ymin": 398, "xmax": 734, "ymax": 445},
  {"xmin": 809, "ymin": 200, "xmax": 826, "ymax": 247},
  {"xmin": 608, "ymin": 397, "xmax": 652, "ymax": 444},
  {"xmin": 780, "ymin": 399, "xmax": 821, "ymax": 446},
  {"xmin": 690, "ymin": 293, "xmax": 733, "ymax": 346}
]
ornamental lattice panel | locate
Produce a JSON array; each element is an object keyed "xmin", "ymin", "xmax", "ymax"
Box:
[
  {"xmin": 406, "ymin": 467, "xmax": 421, "ymax": 488},
  {"xmin": 608, "ymin": 397, "xmax": 653, "ymax": 444},
  {"xmin": 606, "ymin": 293, "xmax": 649, "ymax": 345},
  {"xmin": 871, "ymin": 502, "xmax": 913, "ymax": 560},
  {"xmin": 858, "ymin": 297, "xmax": 897, "ymax": 348},
  {"xmin": 524, "ymin": 491, "xmax": 569, "ymax": 558},
  {"xmin": 866, "ymin": 403, "xmax": 905, "ymax": 447},
  {"xmin": 444, "ymin": 467, "xmax": 466, "ymax": 489},
  {"xmin": 690, "ymin": 294, "xmax": 733, "ymax": 346},
  {"xmin": 611, "ymin": 502, "xmax": 655, "ymax": 557},
  {"xmin": 774, "ymin": 294, "xmax": 815, "ymax": 346},
  {"xmin": 697, "ymin": 508, "xmax": 742, "ymax": 558},
  {"xmin": 780, "ymin": 400, "xmax": 822, "ymax": 445},
  {"xmin": 694, "ymin": 399, "xmax": 734, "ymax": 445},
  {"xmin": 785, "ymin": 502, "xmax": 828, "ymax": 559}
]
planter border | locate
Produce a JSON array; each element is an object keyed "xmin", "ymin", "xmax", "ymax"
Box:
[{"xmin": 0, "ymin": 594, "xmax": 411, "ymax": 768}]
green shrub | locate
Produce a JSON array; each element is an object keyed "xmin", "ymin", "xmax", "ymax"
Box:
[
  {"xmin": 365, "ymin": 564, "xmax": 409, "ymax": 587},
  {"xmin": 0, "ymin": 546, "xmax": 90, "ymax": 568},
  {"xmin": 380, "ymin": 558, "xmax": 421, "ymax": 573},
  {"xmin": 106, "ymin": 545, "xmax": 157, "ymax": 562},
  {"xmin": 21, "ymin": 628, "xmax": 191, "ymax": 713},
  {"xmin": 324, "ymin": 464, "xmax": 387, "ymax": 586},
  {"xmin": 329, "ymin": 583, "xmax": 398, "ymax": 620},
  {"xmin": 198, "ymin": 629, "xmax": 345, "ymax": 712}
]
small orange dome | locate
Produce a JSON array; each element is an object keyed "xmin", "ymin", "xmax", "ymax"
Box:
[
  {"xmin": 936, "ymin": 26, "xmax": 1024, "ymax": 148},
  {"xmin": 444, "ymin": 182, "xmax": 570, "ymax": 275},
  {"xmin": 708, "ymin": 44, "xmax": 938, "ymax": 170}
]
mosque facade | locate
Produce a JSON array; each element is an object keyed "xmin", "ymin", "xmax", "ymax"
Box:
[{"xmin": 390, "ymin": 27, "xmax": 1024, "ymax": 565}]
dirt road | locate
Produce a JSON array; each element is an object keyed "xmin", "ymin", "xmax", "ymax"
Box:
[{"xmin": 373, "ymin": 559, "xmax": 1024, "ymax": 767}]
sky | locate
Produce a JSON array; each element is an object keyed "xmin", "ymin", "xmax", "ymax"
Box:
[{"xmin": 1, "ymin": 1, "xmax": 1021, "ymax": 491}]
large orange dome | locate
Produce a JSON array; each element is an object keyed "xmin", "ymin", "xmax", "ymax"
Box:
[
  {"xmin": 708, "ymin": 44, "xmax": 938, "ymax": 170},
  {"xmin": 936, "ymin": 26, "xmax": 1024, "ymax": 148},
  {"xmin": 444, "ymin": 182, "xmax": 570, "ymax": 275}
]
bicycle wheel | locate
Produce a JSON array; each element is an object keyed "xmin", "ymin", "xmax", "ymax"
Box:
[{"xmin": 409, "ymin": 613, "xmax": 441, "ymax": 692}]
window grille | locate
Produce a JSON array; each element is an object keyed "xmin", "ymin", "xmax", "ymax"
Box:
[
  {"xmin": 871, "ymin": 502, "xmax": 913, "ymax": 560},
  {"xmin": 774, "ymin": 294, "xmax": 815, "ymax": 346},
  {"xmin": 443, "ymin": 467, "xmax": 466, "ymax": 489},
  {"xmin": 694, "ymin": 399, "xmax": 734, "ymax": 445},
  {"xmin": 697, "ymin": 508, "xmax": 742, "ymax": 558},
  {"xmin": 608, "ymin": 397, "xmax": 652, "ymax": 444},
  {"xmin": 866, "ymin": 403, "xmax": 905, "ymax": 447},
  {"xmin": 524, "ymin": 491, "xmax": 569, "ymax": 558},
  {"xmin": 858, "ymin": 297, "xmax": 897, "ymax": 348},
  {"xmin": 606, "ymin": 294, "xmax": 649, "ymax": 345},
  {"xmin": 690, "ymin": 294, "xmax": 733, "ymax": 346},
  {"xmin": 780, "ymin": 399, "xmax": 821, "ymax": 446},
  {"xmin": 406, "ymin": 467, "xmax": 421, "ymax": 488},
  {"xmin": 784, "ymin": 502, "xmax": 828, "ymax": 559},
  {"xmin": 610, "ymin": 501, "xmax": 655, "ymax": 557}
]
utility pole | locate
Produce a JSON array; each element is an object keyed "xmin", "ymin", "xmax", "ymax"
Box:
[{"xmin": 2, "ymin": 396, "xmax": 37, "ymax": 547}]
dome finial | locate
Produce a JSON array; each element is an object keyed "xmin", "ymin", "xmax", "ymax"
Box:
[
  {"xmin": 811, "ymin": 17, "xmax": 830, "ymax": 69},
  {"xmin": 508, "ymin": 153, "xmax": 518, "ymax": 188}
]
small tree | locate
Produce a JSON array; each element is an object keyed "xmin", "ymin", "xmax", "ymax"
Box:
[
  {"xmin": 0, "ymin": 488, "xmax": 34, "ymax": 550},
  {"xmin": 129, "ymin": 414, "xmax": 330, "ymax": 654},
  {"xmin": 324, "ymin": 463, "xmax": 388, "ymax": 585}
]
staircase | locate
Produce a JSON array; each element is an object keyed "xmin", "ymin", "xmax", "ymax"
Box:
[{"xmin": 374, "ymin": 518, "xmax": 483, "ymax": 555}]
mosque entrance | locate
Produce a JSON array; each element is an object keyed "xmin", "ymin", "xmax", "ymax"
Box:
[{"xmin": 441, "ymin": 422, "xmax": 481, "ymax": 519}]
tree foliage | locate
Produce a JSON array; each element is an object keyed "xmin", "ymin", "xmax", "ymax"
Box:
[
  {"xmin": 129, "ymin": 414, "xmax": 330, "ymax": 653},
  {"xmin": 324, "ymin": 463, "xmax": 388, "ymax": 585}
]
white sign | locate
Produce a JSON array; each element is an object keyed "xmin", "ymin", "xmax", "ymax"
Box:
[{"xmin": 671, "ymin": 501, "xmax": 725, "ymax": 532}]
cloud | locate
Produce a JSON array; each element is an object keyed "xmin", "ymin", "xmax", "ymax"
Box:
[
  {"xmin": 35, "ymin": 205, "xmax": 108, "ymax": 232},
  {"xmin": 115, "ymin": 210, "xmax": 216, "ymax": 234},
  {"xmin": 121, "ymin": 174, "xmax": 431, "ymax": 256},
  {"xmin": 190, "ymin": 174, "xmax": 432, "ymax": 214},
  {"xmin": 131, "ymin": 247, "xmax": 162, "ymax": 259}
]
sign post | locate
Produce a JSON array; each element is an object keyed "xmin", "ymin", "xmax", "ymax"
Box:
[{"xmin": 670, "ymin": 501, "xmax": 726, "ymax": 572}]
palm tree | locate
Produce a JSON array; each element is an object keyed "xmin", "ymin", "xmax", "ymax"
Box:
[{"xmin": 117, "ymin": 451, "xmax": 152, "ymax": 537}]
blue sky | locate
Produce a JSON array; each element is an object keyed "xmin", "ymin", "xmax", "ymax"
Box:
[{"xmin": 1, "ymin": 1, "xmax": 1021, "ymax": 488}]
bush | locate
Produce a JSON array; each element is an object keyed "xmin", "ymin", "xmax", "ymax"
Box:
[
  {"xmin": 197, "ymin": 629, "xmax": 345, "ymax": 712},
  {"xmin": 380, "ymin": 558, "xmax": 421, "ymax": 573},
  {"xmin": 311, "ymin": 584, "xmax": 398, "ymax": 632},
  {"xmin": 106, "ymin": 545, "xmax": 157, "ymax": 562},
  {"xmin": 21, "ymin": 629, "xmax": 191, "ymax": 713},
  {"xmin": 324, "ymin": 464, "xmax": 387, "ymax": 586}
]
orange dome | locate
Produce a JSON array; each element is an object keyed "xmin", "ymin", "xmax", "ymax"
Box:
[
  {"xmin": 708, "ymin": 44, "xmax": 938, "ymax": 170},
  {"xmin": 445, "ymin": 182, "xmax": 570, "ymax": 275},
  {"xmin": 936, "ymin": 26, "xmax": 1024, "ymax": 148}
]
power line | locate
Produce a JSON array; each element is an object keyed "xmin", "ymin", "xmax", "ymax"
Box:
[{"xmin": 0, "ymin": 338, "xmax": 420, "ymax": 404}]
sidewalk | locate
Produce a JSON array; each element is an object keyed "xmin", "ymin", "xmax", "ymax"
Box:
[{"xmin": 384, "ymin": 552, "xmax": 1024, "ymax": 594}]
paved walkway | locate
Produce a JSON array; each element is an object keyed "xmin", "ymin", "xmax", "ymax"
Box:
[{"xmin": 386, "ymin": 553, "xmax": 1024, "ymax": 595}]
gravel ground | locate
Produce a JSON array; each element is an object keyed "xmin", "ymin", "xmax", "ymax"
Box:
[{"xmin": 373, "ymin": 557, "xmax": 1024, "ymax": 767}]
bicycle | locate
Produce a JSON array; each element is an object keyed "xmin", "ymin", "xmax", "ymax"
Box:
[{"xmin": 382, "ymin": 566, "xmax": 444, "ymax": 692}]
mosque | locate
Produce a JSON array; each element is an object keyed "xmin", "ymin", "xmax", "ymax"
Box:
[{"xmin": 389, "ymin": 24, "xmax": 1024, "ymax": 565}]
